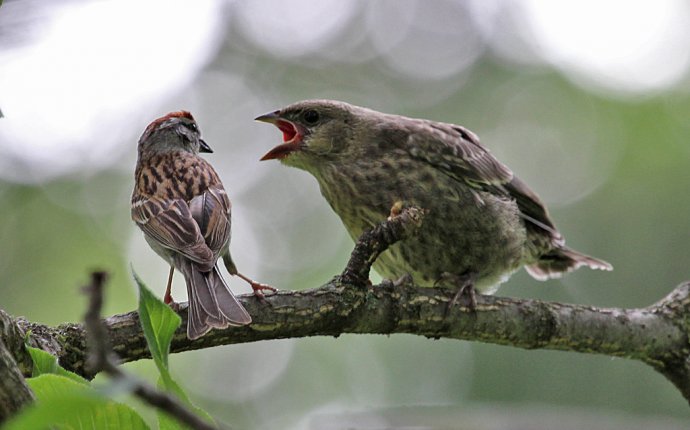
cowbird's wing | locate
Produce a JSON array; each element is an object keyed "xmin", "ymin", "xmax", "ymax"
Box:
[
  {"xmin": 404, "ymin": 122, "xmax": 513, "ymax": 188},
  {"xmin": 401, "ymin": 120, "xmax": 561, "ymax": 242}
]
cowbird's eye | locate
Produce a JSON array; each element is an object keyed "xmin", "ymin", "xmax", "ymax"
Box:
[{"xmin": 303, "ymin": 109, "xmax": 320, "ymax": 125}]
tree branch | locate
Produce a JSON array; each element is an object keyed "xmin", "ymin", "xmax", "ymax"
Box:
[
  {"xmin": 2, "ymin": 207, "xmax": 690, "ymax": 407},
  {"xmin": 0, "ymin": 336, "xmax": 34, "ymax": 423}
]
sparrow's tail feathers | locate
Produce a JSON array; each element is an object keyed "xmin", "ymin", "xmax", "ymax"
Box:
[{"xmin": 180, "ymin": 260, "xmax": 251, "ymax": 340}]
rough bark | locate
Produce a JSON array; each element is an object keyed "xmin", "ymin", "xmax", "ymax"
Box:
[{"xmin": 0, "ymin": 312, "xmax": 35, "ymax": 423}]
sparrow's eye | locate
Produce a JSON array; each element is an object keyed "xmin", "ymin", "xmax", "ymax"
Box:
[
  {"xmin": 303, "ymin": 109, "xmax": 320, "ymax": 125},
  {"xmin": 186, "ymin": 122, "xmax": 198, "ymax": 132}
]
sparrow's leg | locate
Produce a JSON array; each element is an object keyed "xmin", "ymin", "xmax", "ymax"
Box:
[
  {"xmin": 236, "ymin": 272, "xmax": 277, "ymax": 299},
  {"xmin": 164, "ymin": 266, "xmax": 175, "ymax": 305}
]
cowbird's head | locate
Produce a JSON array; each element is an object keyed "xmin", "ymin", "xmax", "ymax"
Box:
[{"xmin": 256, "ymin": 99, "xmax": 382, "ymax": 171}]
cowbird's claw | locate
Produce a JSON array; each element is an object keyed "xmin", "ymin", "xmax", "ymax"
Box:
[
  {"xmin": 448, "ymin": 281, "xmax": 477, "ymax": 311},
  {"xmin": 388, "ymin": 200, "xmax": 405, "ymax": 220},
  {"xmin": 379, "ymin": 273, "xmax": 413, "ymax": 289},
  {"xmin": 437, "ymin": 272, "xmax": 478, "ymax": 315},
  {"xmin": 393, "ymin": 273, "xmax": 414, "ymax": 287}
]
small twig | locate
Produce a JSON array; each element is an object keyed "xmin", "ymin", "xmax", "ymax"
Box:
[
  {"xmin": 339, "ymin": 206, "xmax": 425, "ymax": 285},
  {"xmin": 83, "ymin": 271, "xmax": 222, "ymax": 430}
]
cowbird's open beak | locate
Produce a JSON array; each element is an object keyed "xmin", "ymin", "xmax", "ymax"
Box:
[
  {"xmin": 254, "ymin": 111, "xmax": 280, "ymax": 124},
  {"xmin": 255, "ymin": 111, "xmax": 305, "ymax": 161},
  {"xmin": 199, "ymin": 138, "xmax": 213, "ymax": 153}
]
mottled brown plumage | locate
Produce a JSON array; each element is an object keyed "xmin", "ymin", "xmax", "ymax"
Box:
[
  {"xmin": 257, "ymin": 100, "xmax": 612, "ymax": 294},
  {"xmin": 135, "ymin": 152, "xmax": 217, "ymax": 201},
  {"xmin": 132, "ymin": 111, "xmax": 272, "ymax": 339}
]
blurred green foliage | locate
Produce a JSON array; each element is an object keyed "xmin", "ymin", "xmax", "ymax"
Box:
[
  {"xmin": 7, "ymin": 348, "xmax": 149, "ymax": 430},
  {"xmin": 1, "ymin": 1, "xmax": 690, "ymax": 428},
  {"xmin": 5, "ymin": 276, "xmax": 216, "ymax": 429}
]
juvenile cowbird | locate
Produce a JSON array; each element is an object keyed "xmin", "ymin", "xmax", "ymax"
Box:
[
  {"xmin": 256, "ymin": 100, "xmax": 611, "ymax": 294},
  {"xmin": 132, "ymin": 111, "xmax": 273, "ymax": 339}
]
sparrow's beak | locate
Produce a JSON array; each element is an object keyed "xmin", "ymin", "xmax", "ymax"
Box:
[
  {"xmin": 199, "ymin": 138, "xmax": 213, "ymax": 153},
  {"xmin": 255, "ymin": 110, "xmax": 305, "ymax": 161}
]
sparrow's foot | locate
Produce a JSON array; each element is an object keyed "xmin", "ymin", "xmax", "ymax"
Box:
[
  {"xmin": 236, "ymin": 272, "xmax": 277, "ymax": 300},
  {"xmin": 167, "ymin": 301, "xmax": 181, "ymax": 312}
]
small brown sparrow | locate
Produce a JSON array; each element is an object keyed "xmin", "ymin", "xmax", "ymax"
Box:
[{"xmin": 132, "ymin": 111, "xmax": 274, "ymax": 339}]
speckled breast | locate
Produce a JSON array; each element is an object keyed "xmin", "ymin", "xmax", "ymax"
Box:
[{"xmin": 315, "ymin": 157, "xmax": 529, "ymax": 292}]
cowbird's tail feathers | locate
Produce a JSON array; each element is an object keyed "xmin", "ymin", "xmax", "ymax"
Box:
[{"xmin": 526, "ymin": 247, "xmax": 612, "ymax": 281}]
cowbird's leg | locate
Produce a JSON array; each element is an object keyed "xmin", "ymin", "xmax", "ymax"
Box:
[{"xmin": 436, "ymin": 272, "xmax": 478, "ymax": 314}]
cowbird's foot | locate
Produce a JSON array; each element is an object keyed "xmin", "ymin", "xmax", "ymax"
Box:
[
  {"xmin": 393, "ymin": 273, "xmax": 413, "ymax": 287},
  {"xmin": 380, "ymin": 273, "xmax": 413, "ymax": 289},
  {"xmin": 449, "ymin": 281, "xmax": 477, "ymax": 311},
  {"xmin": 387, "ymin": 200, "xmax": 405, "ymax": 220},
  {"xmin": 436, "ymin": 272, "xmax": 477, "ymax": 316}
]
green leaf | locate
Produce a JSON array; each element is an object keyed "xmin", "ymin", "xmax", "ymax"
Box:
[
  {"xmin": 154, "ymin": 375, "xmax": 216, "ymax": 430},
  {"xmin": 133, "ymin": 269, "xmax": 181, "ymax": 373},
  {"xmin": 26, "ymin": 344, "xmax": 89, "ymax": 385},
  {"xmin": 132, "ymin": 269, "xmax": 215, "ymax": 428},
  {"xmin": 5, "ymin": 374, "xmax": 149, "ymax": 430},
  {"xmin": 133, "ymin": 270, "xmax": 180, "ymax": 397}
]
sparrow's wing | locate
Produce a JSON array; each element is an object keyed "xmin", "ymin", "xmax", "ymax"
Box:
[
  {"xmin": 188, "ymin": 185, "xmax": 232, "ymax": 256},
  {"xmin": 403, "ymin": 121, "xmax": 560, "ymax": 240},
  {"xmin": 132, "ymin": 197, "xmax": 215, "ymax": 268}
]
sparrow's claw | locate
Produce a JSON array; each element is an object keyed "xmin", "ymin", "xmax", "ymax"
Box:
[
  {"xmin": 236, "ymin": 272, "xmax": 276, "ymax": 299},
  {"xmin": 250, "ymin": 281, "xmax": 277, "ymax": 299}
]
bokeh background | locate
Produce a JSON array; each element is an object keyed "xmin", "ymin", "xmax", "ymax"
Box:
[{"xmin": 2, "ymin": 0, "xmax": 690, "ymax": 428}]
